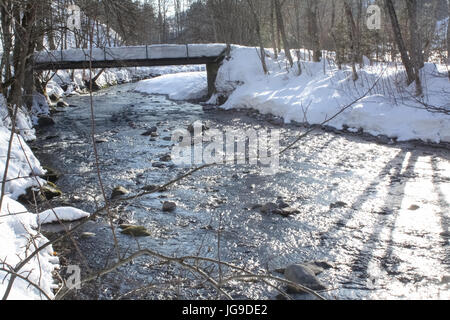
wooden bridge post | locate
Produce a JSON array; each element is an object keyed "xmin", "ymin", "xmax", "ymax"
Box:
[{"xmin": 206, "ymin": 62, "xmax": 219, "ymax": 98}]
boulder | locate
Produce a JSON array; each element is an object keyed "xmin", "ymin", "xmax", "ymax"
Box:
[
  {"xmin": 285, "ymin": 264, "xmax": 327, "ymax": 292},
  {"xmin": 162, "ymin": 201, "xmax": 177, "ymax": 212},
  {"xmin": 120, "ymin": 225, "xmax": 151, "ymax": 237},
  {"xmin": 152, "ymin": 162, "xmax": 166, "ymax": 168},
  {"xmin": 260, "ymin": 202, "xmax": 299, "ymax": 217},
  {"xmin": 37, "ymin": 116, "xmax": 55, "ymax": 127},
  {"xmin": 330, "ymin": 201, "xmax": 348, "ymax": 209},
  {"xmin": 80, "ymin": 232, "xmax": 96, "ymax": 239},
  {"xmin": 41, "ymin": 166, "xmax": 60, "ymax": 183},
  {"xmin": 57, "ymin": 100, "xmax": 69, "ymax": 108},
  {"xmin": 49, "ymin": 93, "xmax": 60, "ymax": 102},
  {"xmin": 142, "ymin": 127, "xmax": 158, "ymax": 136},
  {"xmin": 111, "ymin": 186, "xmax": 130, "ymax": 199},
  {"xmin": 42, "ymin": 182, "xmax": 63, "ymax": 200},
  {"xmin": 260, "ymin": 202, "xmax": 279, "ymax": 214},
  {"xmin": 300, "ymin": 261, "xmax": 333, "ymax": 275},
  {"xmin": 278, "ymin": 207, "xmax": 299, "ymax": 217},
  {"xmin": 95, "ymin": 138, "xmax": 108, "ymax": 144},
  {"xmin": 159, "ymin": 154, "xmax": 172, "ymax": 162},
  {"xmin": 187, "ymin": 122, "xmax": 209, "ymax": 134},
  {"xmin": 18, "ymin": 187, "xmax": 46, "ymax": 204}
]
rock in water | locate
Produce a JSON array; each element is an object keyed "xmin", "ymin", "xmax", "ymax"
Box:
[
  {"xmin": 80, "ymin": 232, "xmax": 96, "ymax": 239},
  {"xmin": 95, "ymin": 138, "xmax": 108, "ymax": 144},
  {"xmin": 187, "ymin": 122, "xmax": 209, "ymax": 134},
  {"xmin": 141, "ymin": 127, "xmax": 158, "ymax": 136},
  {"xmin": 152, "ymin": 162, "xmax": 166, "ymax": 168},
  {"xmin": 111, "ymin": 186, "xmax": 130, "ymax": 199},
  {"xmin": 18, "ymin": 187, "xmax": 46, "ymax": 204},
  {"xmin": 159, "ymin": 154, "xmax": 172, "ymax": 162},
  {"xmin": 49, "ymin": 93, "xmax": 60, "ymax": 102},
  {"xmin": 300, "ymin": 261, "xmax": 333, "ymax": 276},
  {"xmin": 142, "ymin": 185, "xmax": 159, "ymax": 192},
  {"xmin": 37, "ymin": 116, "xmax": 55, "ymax": 127},
  {"xmin": 330, "ymin": 201, "xmax": 348, "ymax": 209},
  {"xmin": 260, "ymin": 202, "xmax": 279, "ymax": 214},
  {"xmin": 41, "ymin": 166, "xmax": 60, "ymax": 183},
  {"xmin": 57, "ymin": 100, "xmax": 69, "ymax": 108},
  {"xmin": 42, "ymin": 182, "xmax": 63, "ymax": 200},
  {"xmin": 120, "ymin": 225, "xmax": 151, "ymax": 237},
  {"xmin": 284, "ymin": 264, "xmax": 327, "ymax": 292},
  {"xmin": 162, "ymin": 201, "xmax": 177, "ymax": 212}
]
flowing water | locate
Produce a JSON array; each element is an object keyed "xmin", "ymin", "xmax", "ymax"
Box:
[{"xmin": 32, "ymin": 82, "xmax": 450, "ymax": 300}]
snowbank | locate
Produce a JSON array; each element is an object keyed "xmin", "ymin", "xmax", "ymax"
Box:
[
  {"xmin": 210, "ymin": 46, "xmax": 450, "ymax": 144},
  {"xmin": 0, "ymin": 96, "xmax": 93, "ymax": 300},
  {"xmin": 48, "ymin": 65, "xmax": 206, "ymax": 99},
  {"xmin": 37, "ymin": 207, "xmax": 91, "ymax": 225},
  {"xmin": 135, "ymin": 71, "xmax": 207, "ymax": 100},
  {"xmin": 0, "ymin": 197, "xmax": 59, "ymax": 300}
]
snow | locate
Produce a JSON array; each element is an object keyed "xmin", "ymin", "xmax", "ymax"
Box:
[
  {"xmin": 0, "ymin": 12, "xmax": 123, "ymax": 300},
  {"xmin": 0, "ymin": 110, "xmax": 45, "ymax": 199},
  {"xmin": 0, "ymin": 100, "xmax": 58, "ymax": 299},
  {"xmin": 35, "ymin": 44, "xmax": 227, "ymax": 63},
  {"xmin": 0, "ymin": 96, "xmax": 94, "ymax": 300},
  {"xmin": 0, "ymin": 196, "xmax": 60, "ymax": 300},
  {"xmin": 135, "ymin": 71, "xmax": 207, "ymax": 100},
  {"xmin": 37, "ymin": 207, "xmax": 91, "ymax": 225},
  {"xmin": 208, "ymin": 45, "xmax": 450, "ymax": 144}
]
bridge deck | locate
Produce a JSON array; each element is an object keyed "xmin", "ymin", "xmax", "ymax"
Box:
[{"xmin": 33, "ymin": 44, "xmax": 228, "ymax": 71}]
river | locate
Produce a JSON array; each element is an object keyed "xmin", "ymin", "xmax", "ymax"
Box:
[{"xmin": 31, "ymin": 82, "xmax": 450, "ymax": 300}]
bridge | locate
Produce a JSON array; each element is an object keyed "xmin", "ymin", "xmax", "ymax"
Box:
[{"xmin": 33, "ymin": 44, "xmax": 229, "ymax": 97}]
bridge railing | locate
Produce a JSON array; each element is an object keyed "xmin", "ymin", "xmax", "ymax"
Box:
[{"xmin": 34, "ymin": 44, "xmax": 227, "ymax": 64}]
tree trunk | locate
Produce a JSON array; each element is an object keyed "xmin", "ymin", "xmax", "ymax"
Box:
[
  {"xmin": 274, "ymin": 0, "xmax": 293, "ymax": 67},
  {"xmin": 406, "ymin": 0, "xmax": 424, "ymax": 68},
  {"xmin": 270, "ymin": 0, "xmax": 278, "ymax": 59},
  {"xmin": 9, "ymin": 1, "xmax": 37, "ymax": 109},
  {"xmin": 344, "ymin": 1, "xmax": 359, "ymax": 81},
  {"xmin": 406, "ymin": 0, "xmax": 423, "ymax": 95},
  {"xmin": 0, "ymin": 0, "xmax": 13, "ymax": 96},
  {"xmin": 384, "ymin": 0, "xmax": 416, "ymax": 85},
  {"xmin": 308, "ymin": 0, "xmax": 321, "ymax": 62},
  {"xmin": 447, "ymin": 0, "xmax": 450, "ymax": 79},
  {"xmin": 247, "ymin": 0, "xmax": 268, "ymax": 74}
]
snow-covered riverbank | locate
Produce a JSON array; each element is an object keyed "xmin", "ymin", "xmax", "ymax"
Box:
[
  {"xmin": 47, "ymin": 65, "xmax": 206, "ymax": 98},
  {"xmin": 0, "ymin": 96, "xmax": 57, "ymax": 299},
  {"xmin": 136, "ymin": 45, "xmax": 450, "ymax": 144}
]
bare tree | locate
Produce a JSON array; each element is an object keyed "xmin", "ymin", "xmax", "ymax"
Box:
[
  {"xmin": 247, "ymin": 0, "xmax": 268, "ymax": 74},
  {"xmin": 274, "ymin": 0, "xmax": 293, "ymax": 67},
  {"xmin": 343, "ymin": 0, "xmax": 359, "ymax": 81},
  {"xmin": 384, "ymin": 0, "xmax": 416, "ymax": 85},
  {"xmin": 406, "ymin": 0, "xmax": 423, "ymax": 95},
  {"xmin": 307, "ymin": 0, "xmax": 321, "ymax": 62},
  {"xmin": 447, "ymin": 0, "xmax": 450, "ymax": 79}
]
